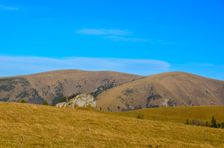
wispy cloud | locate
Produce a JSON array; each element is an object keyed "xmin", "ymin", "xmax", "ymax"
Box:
[
  {"xmin": 106, "ymin": 36, "xmax": 148, "ymax": 42},
  {"xmin": 75, "ymin": 28, "xmax": 148, "ymax": 42},
  {"xmin": 75, "ymin": 28, "xmax": 174, "ymax": 44},
  {"xmin": 0, "ymin": 56, "xmax": 170, "ymax": 77},
  {"xmin": 76, "ymin": 28, "xmax": 132, "ymax": 36},
  {"xmin": 0, "ymin": 4, "xmax": 19, "ymax": 11}
]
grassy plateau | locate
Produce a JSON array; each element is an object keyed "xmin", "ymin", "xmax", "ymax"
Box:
[{"xmin": 0, "ymin": 103, "xmax": 224, "ymax": 147}]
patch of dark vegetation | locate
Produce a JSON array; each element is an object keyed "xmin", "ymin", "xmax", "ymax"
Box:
[
  {"xmin": 137, "ymin": 113, "xmax": 144, "ymax": 119},
  {"xmin": 117, "ymin": 106, "xmax": 121, "ymax": 110},
  {"xmin": 42, "ymin": 100, "xmax": 49, "ymax": 105},
  {"xmin": 57, "ymin": 97, "xmax": 67, "ymax": 103},
  {"xmin": 67, "ymin": 92, "xmax": 81, "ymax": 100},
  {"xmin": 57, "ymin": 92, "xmax": 81, "ymax": 104},
  {"xmin": 185, "ymin": 116, "xmax": 224, "ymax": 129},
  {"xmin": 28, "ymin": 88, "xmax": 45, "ymax": 104},
  {"xmin": 52, "ymin": 82, "xmax": 64, "ymax": 105},
  {"xmin": 91, "ymin": 80, "xmax": 117, "ymax": 97},
  {"xmin": 167, "ymin": 99, "xmax": 176, "ymax": 107},
  {"xmin": 19, "ymin": 99, "xmax": 27, "ymax": 103},
  {"xmin": 146, "ymin": 86, "xmax": 162, "ymax": 108}
]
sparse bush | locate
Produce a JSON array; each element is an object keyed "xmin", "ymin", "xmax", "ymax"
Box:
[
  {"xmin": 43, "ymin": 100, "xmax": 48, "ymax": 105},
  {"xmin": 117, "ymin": 106, "xmax": 121, "ymax": 110},
  {"xmin": 137, "ymin": 113, "xmax": 144, "ymax": 119},
  {"xmin": 58, "ymin": 97, "xmax": 67, "ymax": 103},
  {"xmin": 20, "ymin": 99, "xmax": 27, "ymax": 103},
  {"xmin": 205, "ymin": 121, "xmax": 210, "ymax": 127},
  {"xmin": 211, "ymin": 116, "xmax": 217, "ymax": 128},
  {"xmin": 185, "ymin": 116, "xmax": 224, "ymax": 129},
  {"xmin": 185, "ymin": 119, "xmax": 189, "ymax": 125},
  {"xmin": 67, "ymin": 93, "xmax": 81, "ymax": 100}
]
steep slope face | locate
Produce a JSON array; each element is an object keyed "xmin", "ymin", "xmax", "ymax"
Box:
[
  {"xmin": 96, "ymin": 72, "xmax": 224, "ymax": 111},
  {"xmin": 0, "ymin": 70, "xmax": 141, "ymax": 105}
]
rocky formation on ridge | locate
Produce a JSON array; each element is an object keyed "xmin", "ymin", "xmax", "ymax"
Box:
[{"xmin": 56, "ymin": 94, "xmax": 96, "ymax": 108}]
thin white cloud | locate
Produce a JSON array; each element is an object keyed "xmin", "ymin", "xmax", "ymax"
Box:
[
  {"xmin": 75, "ymin": 28, "xmax": 149, "ymax": 42},
  {"xmin": 75, "ymin": 28, "xmax": 174, "ymax": 44},
  {"xmin": 0, "ymin": 5, "xmax": 19, "ymax": 11},
  {"xmin": 106, "ymin": 36, "xmax": 148, "ymax": 42},
  {"xmin": 76, "ymin": 28, "xmax": 132, "ymax": 36},
  {"xmin": 0, "ymin": 56, "xmax": 171, "ymax": 77}
]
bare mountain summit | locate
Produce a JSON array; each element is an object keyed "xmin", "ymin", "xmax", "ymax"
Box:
[{"xmin": 96, "ymin": 72, "xmax": 224, "ymax": 111}]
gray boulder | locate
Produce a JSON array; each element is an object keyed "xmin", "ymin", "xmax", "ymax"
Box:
[{"xmin": 56, "ymin": 94, "xmax": 96, "ymax": 108}]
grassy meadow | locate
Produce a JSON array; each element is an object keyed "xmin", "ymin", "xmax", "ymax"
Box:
[
  {"xmin": 0, "ymin": 103, "xmax": 224, "ymax": 147},
  {"xmin": 113, "ymin": 106, "xmax": 224, "ymax": 124}
]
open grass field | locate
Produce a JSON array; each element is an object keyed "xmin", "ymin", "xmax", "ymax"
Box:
[
  {"xmin": 114, "ymin": 106, "xmax": 224, "ymax": 124},
  {"xmin": 0, "ymin": 103, "xmax": 224, "ymax": 147}
]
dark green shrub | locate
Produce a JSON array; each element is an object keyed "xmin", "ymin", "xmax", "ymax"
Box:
[
  {"xmin": 117, "ymin": 106, "xmax": 121, "ymax": 110},
  {"xmin": 185, "ymin": 119, "xmax": 189, "ymax": 125},
  {"xmin": 43, "ymin": 100, "xmax": 48, "ymax": 105},
  {"xmin": 211, "ymin": 116, "xmax": 217, "ymax": 128},
  {"xmin": 58, "ymin": 97, "xmax": 67, "ymax": 103},
  {"xmin": 20, "ymin": 99, "xmax": 27, "ymax": 103},
  {"xmin": 137, "ymin": 113, "xmax": 144, "ymax": 119}
]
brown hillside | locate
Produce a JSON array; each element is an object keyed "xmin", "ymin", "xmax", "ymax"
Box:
[
  {"xmin": 0, "ymin": 70, "xmax": 141, "ymax": 105},
  {"xmin": 96, "ymin": 72, "xmax": 224, "ymax": 111}
]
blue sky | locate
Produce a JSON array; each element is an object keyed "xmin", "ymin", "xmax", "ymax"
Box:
[{"xmin": 0, "ymin": 0, "xmax": 224, "ymax": 79}]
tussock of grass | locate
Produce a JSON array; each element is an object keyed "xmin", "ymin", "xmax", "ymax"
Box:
[{"xmin": 0, "ymin": 103, "xmax": 224, "ymax": 147}]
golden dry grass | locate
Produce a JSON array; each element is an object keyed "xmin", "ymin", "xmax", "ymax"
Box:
[
  {"xmin": 114, "ymin": 106, "xmax": 224, "ymax": 123},
  {"xmin": 0, "ymin": 103, "xmax": 224, "ymax": 148}
]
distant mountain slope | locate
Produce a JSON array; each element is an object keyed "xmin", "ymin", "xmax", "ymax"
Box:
[
  {"xmin": 0, "ymin": 70, "xmax": 141, "ymax": 104},
  {"xmin": 96, "ymin": 72, "xmax": 224, "ymax": 111}
]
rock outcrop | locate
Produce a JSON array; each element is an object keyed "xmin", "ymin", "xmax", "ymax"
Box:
[{"xmin": 56, "ymin": 94, "xmax": 96, "ymax": 108}]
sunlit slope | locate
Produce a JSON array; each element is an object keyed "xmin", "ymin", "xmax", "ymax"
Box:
[
  {"xmin": 97, "ymin": 72, "xmax": 224, "ymax": 111},
  {"xmin": 114, "ymin": 106, "xmax": 224, "ymax": 123},
  {"xmin": 0, "ymin": 103, "xmax": 224, "ymax": 147},
  {"xmin": 0, "ymin": 70, "xmax": 140, "ymax": 105}
]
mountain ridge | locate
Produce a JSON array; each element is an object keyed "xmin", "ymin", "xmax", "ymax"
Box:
[
  {"xmin": 96, "ymin": 71, "xmax": 224, "ymax": 111},
  {"xmin": 0, "ymin": 70, "xmax": 141, "ymax": 105},
  {"xmin": 1, "ymin": 70, "xmax": 224, "ymax": 111}
]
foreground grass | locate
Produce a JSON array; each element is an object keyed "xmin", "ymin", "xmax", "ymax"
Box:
[
  {"xmin": 114, "ymin": 106, "xmax": 224, "ymax": 124},
  {"xmin": 0, "ymin": 103, "xmax": 224, "ymax": 147}
]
